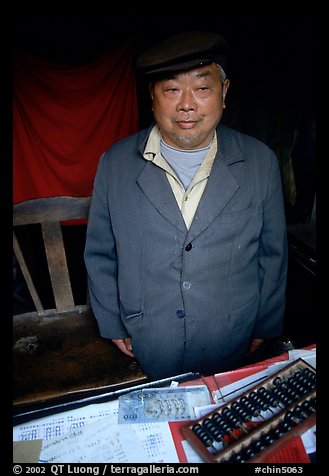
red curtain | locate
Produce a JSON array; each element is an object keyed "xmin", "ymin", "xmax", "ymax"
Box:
[{"xmin": 13, "ymin": 42, "xmax": 139, "ymax": 203}]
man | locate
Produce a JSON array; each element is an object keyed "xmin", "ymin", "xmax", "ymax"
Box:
[{"xmin": 84, "ymin": 31, "xmax": 288, "ymax": 380}]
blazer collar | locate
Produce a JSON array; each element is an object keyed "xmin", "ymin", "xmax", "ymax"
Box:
[{"xmin": 136, "ymin": 123, "xmax": 245, "ymax": 237}]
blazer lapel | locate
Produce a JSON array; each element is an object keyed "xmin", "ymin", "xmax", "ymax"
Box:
[
  {"xmin": 187, "ymin": 127, "xmax": 244, "ymax": 242},
  {"xmin": 136, "ymin": 161, "xmax": 187, "ymax": 233},
  {"xmin": 186, "ymin": 158, "xmax": 239, "ymax": 241}
]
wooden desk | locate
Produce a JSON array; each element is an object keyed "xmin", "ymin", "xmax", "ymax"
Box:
[{"xmin": 13, "ymin": 347, "xmax": 316, "ymax": 463}]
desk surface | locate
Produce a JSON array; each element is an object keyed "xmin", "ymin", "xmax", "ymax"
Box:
[{"xmin": 13, "ymin": 346, "xmax": 316, "ymax": 464}]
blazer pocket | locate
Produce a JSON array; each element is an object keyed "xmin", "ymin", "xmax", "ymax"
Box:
[
  {"xmin": 228, "ymin": 295, "xmax": 259, "ymax": 330},
  {"xmin": 125, "ymin": 311, "xmax": 143, "ymax": 321},
  {"xmin": 220, "ymin": 204, "xmax": 254, "ymax": 224}
]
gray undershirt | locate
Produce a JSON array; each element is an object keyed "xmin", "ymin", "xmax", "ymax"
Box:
[{"xmin": 160, "ymin": 139, "xmax": 211, "ymax": 190}]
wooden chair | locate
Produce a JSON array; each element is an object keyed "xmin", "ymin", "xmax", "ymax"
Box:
[{"xmin": 13, "ymin": 196, "xmax": 146, "ymax": 409}]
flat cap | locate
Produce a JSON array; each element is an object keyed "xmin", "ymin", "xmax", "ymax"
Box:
[{"xmin": 136, "ymin": 31, "xmax": 229, "ymax": 78}]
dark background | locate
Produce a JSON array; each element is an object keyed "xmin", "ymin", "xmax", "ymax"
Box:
[
  {"xmin": 14, "ymin": 16, "xmax": 316, "ymax": 129},
  {"xmin": 14, "ymin": 15, "xmax": 317, "ymax": 220},
  {"xmin": 13, "ymin": 15, "xmax": 317, "ymax": 348}
]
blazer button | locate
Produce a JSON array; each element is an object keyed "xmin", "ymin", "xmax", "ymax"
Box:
[
  {"xmin": 176, "ymin": 309, "xmax": 185, "ymax": 319},
  {"xmin": 185, "ymin": 243, "xmax": 192, "ymax": 251}
]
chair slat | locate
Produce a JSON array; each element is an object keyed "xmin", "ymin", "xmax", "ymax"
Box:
[
  {"xmin": 41, "ymin": 222, "xmax": 75, "ymax": 311},
  {"xmin": 13, "ymin": 231, "xmax": 44, "ymax": 313}
]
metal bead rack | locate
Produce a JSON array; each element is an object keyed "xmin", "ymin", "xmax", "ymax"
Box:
[{"xmin": 181, "ymin": 358, "xmax": 316, "ymax": 463}]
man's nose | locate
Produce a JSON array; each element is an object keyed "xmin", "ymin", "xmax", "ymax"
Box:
[{"xmin": 177, "ymin": 90, "xmax": 196, "ymax": 111}]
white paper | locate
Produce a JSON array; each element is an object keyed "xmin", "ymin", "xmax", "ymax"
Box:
[
  {"xmin": 14, "ymin": 399, "xmax": 179, "ymax": 463},
  {"xmin": 301, "ymin": 426, "xmax": 316, "ymax": 455},
  {"xmin": 181, "ymin": 440, "xmax": 205, "ymax": 463},
  {"xmin": 13, "ymin": 399, "xmax": 119, "ymax": 442},
  {"xmin": 39, "ymin": 417, "xmax": 179, "ymax": 463}
]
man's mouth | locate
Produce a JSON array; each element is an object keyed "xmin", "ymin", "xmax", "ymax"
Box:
[{"xmin": 176, "ymin": 120, "xmax": 198, "ymax": 129}]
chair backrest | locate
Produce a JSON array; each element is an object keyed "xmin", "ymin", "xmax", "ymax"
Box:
[
  {"xmin": 13, "ymin": 195, "xmax": 147, "ymax": 408},
  {"xmin": 13, "ymin": 196, "xmax": 91, "ymax": 316}
]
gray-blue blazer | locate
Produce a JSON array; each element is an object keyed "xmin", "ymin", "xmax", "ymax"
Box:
[{"xmin": 84, "ymin": 123, "xmax": 288, "ymax": 380}]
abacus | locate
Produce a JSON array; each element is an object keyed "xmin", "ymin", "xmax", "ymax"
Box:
[{"xmin": 181, "ymin": 358, "xmax": 316, "ymax": 463}]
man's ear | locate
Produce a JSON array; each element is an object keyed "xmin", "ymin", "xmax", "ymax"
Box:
[
  {"xmin": 222, "ymin": 79, "xmax": 230, "ymax": 108},
  {"xmin": 148, "ymin": 82, "xmax": 154, "ymax": 100},
  {"xmin": 223, "ymin": 79, "xmax": 230, "ymax": 101}
]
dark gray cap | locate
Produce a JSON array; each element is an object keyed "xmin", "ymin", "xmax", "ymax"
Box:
[{"xmin": 136, "ymin": 31, "xmax": 229, "ymax": 78}]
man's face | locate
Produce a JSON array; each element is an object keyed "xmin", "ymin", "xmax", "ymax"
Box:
[{"xmin": 150, "ymin": 63, "xmax": 230, "ymax": 150}]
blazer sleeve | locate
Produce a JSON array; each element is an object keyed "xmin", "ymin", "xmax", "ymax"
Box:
[
  {"xmin": 254, "ymin": 151, "xmax": 288, "ymax": 338},
  {"xmin": 84, "ymin": 153, "xmax": 129, "ymax": 339}
]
